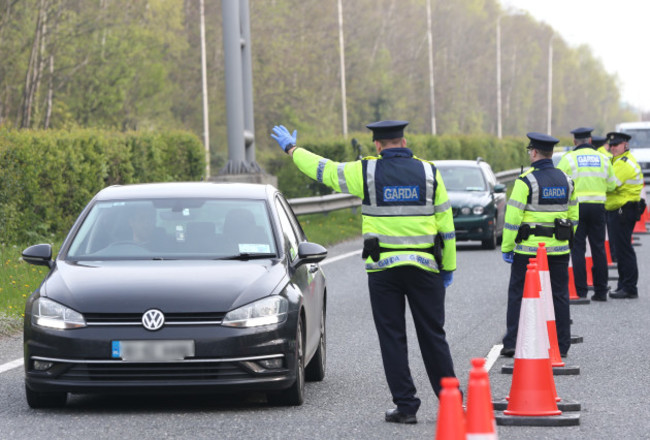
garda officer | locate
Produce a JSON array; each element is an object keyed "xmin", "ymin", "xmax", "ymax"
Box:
[
  {"xmin": 500, "ymin": 133, "xmax": 578, "ymax": 357},
  {"xmin": 271, "ymin": 121, "xmax": 457, "ymax": 424},
  {"xmin": 606, "ymin": 132, "xmax": 645, "ymax": 299},
  {"xmin": 556, "ymin": 127, "xmax": 616, "ymax": 301},
  {"xmin": 593, "ymin": 135, "xmax": 612, "ymax": 158}
]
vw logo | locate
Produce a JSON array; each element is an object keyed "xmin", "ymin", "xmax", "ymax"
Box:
[{"xmin": 142, "ymin": 309, "xmax": 165, "ymax": 331}]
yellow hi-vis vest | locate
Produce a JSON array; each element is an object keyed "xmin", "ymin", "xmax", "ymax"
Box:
[
  {"xmin": 291, "ymin": 147, "xmax": 456, "ymax": 273},
  {"xmin": 605, "ymin": 150, "xmax": 644, "ymax": 211},
  {"xmin": 556, "ymin": 145, "xmax": 616, "ymax": 204},
  {"xmin": 501, "ymin": 159, "xmax": 578, "ymax": 255}
]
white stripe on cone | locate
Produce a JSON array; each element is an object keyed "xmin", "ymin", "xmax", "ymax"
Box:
[{"xmin": 514, "ymin": 298, "xmax": 549, "ymax": 359}]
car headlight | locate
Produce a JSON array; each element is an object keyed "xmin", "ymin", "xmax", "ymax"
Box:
[
  {"xmin": 460, "ymin": 207, "xmax": 471, "ymax": 215},
  {"xmin": 32, "ymin": 298, "xmax": 86, "ymax": 329},
  {"xmin": 472, "ymin": 206, "xmax": 485, "ymax": 215},
  {"xmin": 222, "ymin": 296, "xmax": 288, "ymax": 328}
]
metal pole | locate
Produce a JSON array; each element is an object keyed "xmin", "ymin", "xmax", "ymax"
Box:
[
  {"xmin": 337, "ymin": 0, "xmax": 348, "ymax": 138},
  {"xmin": 496, "ymin": 14, "xmax": 502, "ymax": 139},
  {"xmin": 221, "ymin": 0, "xmax": 246, "ymax": 171},
  {"xmin": 240, "ymin": 0, "xmax": 258, "ymax": 169},
  {"xmin": 547, "ymin": 34, "xmax": 555, "ymax": 135},
  {"xmin": 426, "ymin": 0, "xmax": 436, "ymax": 135},
  {"xmin": 199, "ymin": 0, "xmax": 210, "ymax": 178}
]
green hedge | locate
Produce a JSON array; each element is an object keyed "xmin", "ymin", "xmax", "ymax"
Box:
[
  {"xmin": 0, "ymin": 128, "xmax": 205, "ymax": 245},
  {"xmin": 264, "ymin": 132, "xmax": 529, "ymax": 199}
]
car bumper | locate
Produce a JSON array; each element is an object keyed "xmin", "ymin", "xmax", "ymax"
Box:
[
  {"xmin": 24, "ymin": 312, "xmax": 299, "ymax": 395},
  {"xmin": 453, "ymin": 215, "xmax": 495, "ymax": 241}
]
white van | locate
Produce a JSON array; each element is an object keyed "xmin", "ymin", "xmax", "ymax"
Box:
[{"xmin": 615, "ymin": 122, "xmax": 650, "ymax": 182}]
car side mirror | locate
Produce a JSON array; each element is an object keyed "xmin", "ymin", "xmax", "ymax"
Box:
[
  {"xmin": 22, "ymin": 244, "xmax": 54, "ymax": 269},
  {"xmin": 494, "ymin": 183, "xmax": 507, "ymax": 193},
  {"xmin": 295, "ymin": 241, "xmax": 328, "ymax": 266}
]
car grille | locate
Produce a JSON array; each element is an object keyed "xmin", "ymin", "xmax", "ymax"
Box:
[
  {"xmin": 58, "ymin": 361, "xmax": 252, "ymax": 382},
  {"xmin": 84, "ymin": 312, "xmax": 226, "ymax": 326}
]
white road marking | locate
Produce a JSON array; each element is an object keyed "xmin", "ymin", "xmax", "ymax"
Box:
[
  {"xmin": 321, "ymin": 250, "xmax": 361, "ymax": 266},
  {"xmin": 485, "ymin": 344, "xmax": 503, "ymax": 372},
  {"xmin": 0, "ymin": 358, "xmax": 23, "ymax": 374}
]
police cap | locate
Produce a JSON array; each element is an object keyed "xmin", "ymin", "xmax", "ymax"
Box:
[
  {"xmin": 606, "ymin": 131, "xmax": 632, "ymax": 145},
  {"xmin": 366, "ymin": 120, "xmax": 409, "ymax": 141},
  {"xmin": 526, "ymin": 132, "xmax": 559, "ymax": 151},
  {"xmin": 570, "ymin": 127, "xmax": 594, "ymax": 139},
  {"xmin": 592, "ymin": 135, "xmax": 607, "ymax": 147}
]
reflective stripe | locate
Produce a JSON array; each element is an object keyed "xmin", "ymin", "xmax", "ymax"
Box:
[
  {"xmin": 514, "ymin": 298, "xmax": 549, "ymax": 359},
  {"xmin": 423, "ymin": 163, "xmax": 435, "ymax": 203},
  {"xmin": 364, "ymin": 233, "xmax": 435, "ymax": 246},
  {"xmin": 625, "ymin": 178, "xmax": 644, "ymax": 185},
  {"xmin": 365, "ymin": 253, "xmax": 439, "ymax": 271},
  {"xmin": 507, "ymin": 199, "xmax": 526, "ymax": 210},
  {"xmin": 578, "ymin": 195, "xmax": 606, "ymax": 203},
  {"xmin": 504, "ymin": 222, "xmax": 520, "ymax": 231},
  {"xmin": 521, "ymin": 221, "xmax": 555, "ymax": 227},
  {"xmin": 573, "ymin": 170, "xmax": 610, "ymax": 179},
  {"xmin": 316, "ymin": 159, "xmax": 329, "ymax": 183},
  {"xmin": 435, "ymin": 200, "xmax": 451, "ymax": 213},
  {"xmin": 362, "ymin": 204, "xmax": 436, "ymax": 216},
  {"xmin": 337, "ymin": 164, "xmax": 349, "ymax": 193},
  {"xmin": 367, "ymin": 160, "xmax": 378, "ymax": 206},
  {"xmin": 515, "ymin": 244, "xmax": 570, "ymax": 253},
  {"xmin": 569, "ymin": 199, "xmax": 578, "ymax": 206}
]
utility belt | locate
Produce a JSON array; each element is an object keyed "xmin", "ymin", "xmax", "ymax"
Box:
[
  {"xmin": 362, "ymin": 234, "xmax": 444, "ymax": 268},
  {"xmin": 618, "ymin": 198, "xmax": 647, "ymax": 221},
  {"xmin": 515, "ymin": 219, "xmax": 574, "ymax": 245}
]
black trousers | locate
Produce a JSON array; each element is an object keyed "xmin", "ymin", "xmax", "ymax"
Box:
[
  {"xmin": 503, "ymin": 252, "xmax": 571, "ymax": 354},
  {"xmin": 572, "ymin": 203, "xmax": 609, "ymax": 297},
  {"xmin": 607, "ymin": 206, "xmax": 639, "ymax": 295},
  {"xmin": 368, "ymin": 266, "xmax": 456, "ymax": 415}
]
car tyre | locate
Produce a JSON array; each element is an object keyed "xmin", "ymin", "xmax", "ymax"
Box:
[
  {"xmin": 25, "ymin": 384, "xmax": 67, "ymax": 409},
  {"xmin": 305, "ymin": 306, "xmax": 326, "ymax": 382},
  {"xmin": 481, "ymin": 223, "xmax": 497, "ymax": 250},
  {"xmin": 268, "ymin": 315, "xmax": 305, "ymax": 406}
]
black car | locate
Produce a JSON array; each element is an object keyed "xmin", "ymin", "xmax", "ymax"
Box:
[
  {"xmin": 435, "ymin": 159, "xmax": 507, "ymax": 249},
  {"xmin": 22, "ymin": 182, "xmax": 327, "ymax": 408}
]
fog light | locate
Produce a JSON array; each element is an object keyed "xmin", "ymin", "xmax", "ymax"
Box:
[
  {"xmin": 258, "ymin": 358, "xmax": 283, "ymax": 369},
  {"xmin": 33, "ymin": 360, "xmax": 54, "ymax": 371}
]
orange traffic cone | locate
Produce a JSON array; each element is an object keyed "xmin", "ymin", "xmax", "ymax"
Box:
[
  {"xmin": 535, "ymin": 243, "xmax": 564, "ymax": 368},
  {"xmin": 503, "ymin": 262, "xmax": 561, "ymax": 417},
  {"xmin": 465, "ymin": 358, "xmax": 498, "ymax": 440},
  {"xmin": 633, "ymin": 214, "xmax": 648, "ymax": 233},
  {"xmin": 568, "ymin": 255, "xmax": 588, "ymax": 304},
  {"xmin": 435, "ymin": 377, "xmax": 465, "ymax": 440},
  {"xmin": 585, "ymin": 240, "xmax": 594, "ymax": 288}
]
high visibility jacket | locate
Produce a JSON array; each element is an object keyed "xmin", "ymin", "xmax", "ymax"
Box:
[
  {"xmin": 597, "ymin": 146, "xmax": 612, "ymax": 159},
  {"xmin": 556, "ymin": 144, "xmax": 616, "ymax": 204},
  {"xmin": 501, "ymin": 159, "xmax": 578, "ymax": 256},
  {"xmin": 605, "ymin": 150, "xmax": 644, "ymax": 211},
  {"xmin": 292, "ymin": 147, "xmax": 456, "ymax": 273}
]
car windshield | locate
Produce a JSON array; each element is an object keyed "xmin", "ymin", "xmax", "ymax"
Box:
[
  {"xmin": 66, "ymin": 198, "xmax": 277, "ymax": 260},
  {"xmin": 437, "ymin": 166, "xmax": 487, "ymax": 191}
]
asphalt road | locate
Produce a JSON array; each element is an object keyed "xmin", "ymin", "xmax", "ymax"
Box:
[{"xmin": 1, "ymin": 231, "xmax": 649, "ymax": 439}]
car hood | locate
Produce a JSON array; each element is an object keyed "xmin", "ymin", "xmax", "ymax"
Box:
[
  {"xmin": 39, "ymin": 259, "xmax": 287, "ymax": 314},
  {"xmin": 447, "ymin": 190, "xmax": 492, "ymax": 207}
]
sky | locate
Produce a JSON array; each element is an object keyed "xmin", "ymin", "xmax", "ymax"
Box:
[{"xmin": 502, "ymin": 0, "xmax": 649, "ymax": 113}]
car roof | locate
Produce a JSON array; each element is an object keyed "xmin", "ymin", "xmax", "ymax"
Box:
[
  {"xmin": 95, "ymin": 182, "xmax": 278, "ymax": 201},
  {"xmin": 434, "ymin": 159, "xmax": 483, "ymax": 167}
]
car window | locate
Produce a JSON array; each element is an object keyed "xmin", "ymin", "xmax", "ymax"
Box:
[
  {"xmin": 480, "ymin": 162, "xmax": 497, "ymax": 188},
  {"xmin": 437, "ymin": 166, "xmax": 487, "ymax": 191},
  {"xmin": 275, "ymin": 196, "xmax": 301, "ymax": 261},
  {"xmin": 66, "ymin": 198, "xmax": 277, "ymax": 260}
]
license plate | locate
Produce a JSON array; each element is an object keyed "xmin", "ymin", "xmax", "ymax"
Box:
[{"xmin": 112, "ymin": 340, "xmax": 195, "ymax": 362}]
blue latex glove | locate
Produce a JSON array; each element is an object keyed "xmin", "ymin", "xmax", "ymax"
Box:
[
  {"xmin": 442, "ymin": 271, "xmax": 453, "ymax": 288},
  {"xmin": 271, "ymin": 125, "xmax": 297, "ymax": 153},
  {"xmin": 502, "ymin": 251, "xmax": 514, "ymax": 264}
]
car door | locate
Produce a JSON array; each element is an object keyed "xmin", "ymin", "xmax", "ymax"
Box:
[{"xmin": 274, "ymin": 196, "xmax": 323, "ymax": 357}]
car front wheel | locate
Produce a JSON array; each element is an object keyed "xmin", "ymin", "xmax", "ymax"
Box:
[
  {"xmin": 268, "ymin": 315, "xmax": 305, "ymax": 406},
  {"xmin": 25, "ymin": 384, "xmax": 67, "ymax": 409},
  {"xmin": 481, "ymin": 222, "xmax": 497, "ymax": 250}
]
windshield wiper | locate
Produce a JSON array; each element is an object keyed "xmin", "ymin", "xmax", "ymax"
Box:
[{"xmin": 217, "ymin": 253, "xmax": 277, "ymax": 261}]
